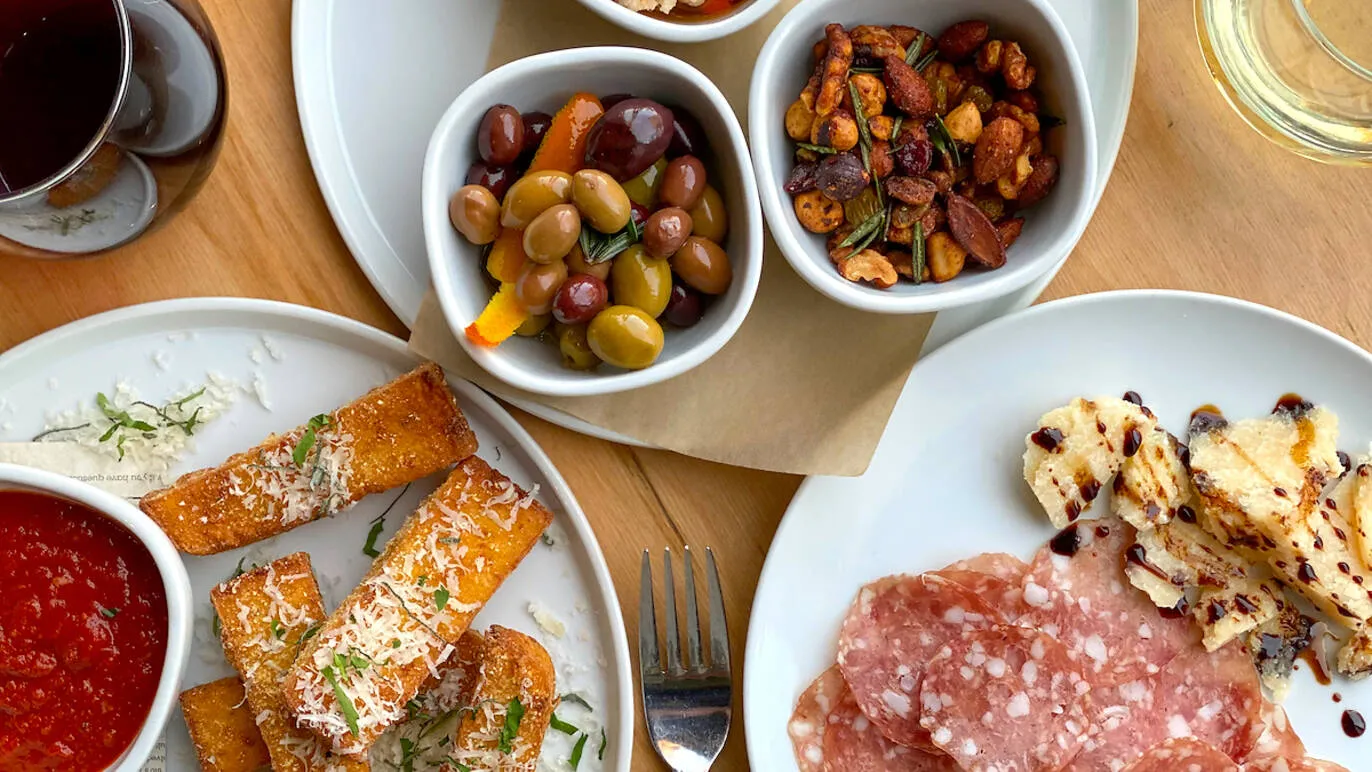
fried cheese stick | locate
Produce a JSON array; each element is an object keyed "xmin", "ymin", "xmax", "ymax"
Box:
[
  {"xmin": 282, "ymin": 458, "xmax": 553, "ymax": 757},
  {"xmin": 143, "ymin": 363, "xmax": 477, "ymax": 555},
  {"xmin": 179, "ymin": 677, "xmax": 271, "ymax": 772}
]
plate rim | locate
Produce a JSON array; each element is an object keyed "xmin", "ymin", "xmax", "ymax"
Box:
[
  {"xmin": 0, "ymin": 295, "xmax": 636, "ymax": 771},
  {"xmin": 742, "ymin": 287, "xmax": 1372, "ymax": 769}
]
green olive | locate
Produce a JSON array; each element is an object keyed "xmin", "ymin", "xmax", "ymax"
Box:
[
  {"xmin": 671, "ymin": 236, "xmax": 732, "ymax": 295},
  {"xmin": 571, "ymin": 169, "xmax": 631, "ymax": 234},
  {"xmin": 515, "ymin": 313, "xmax": 550, "ymax": 337},
  {"xmin": 566, "ymin": 242, "xmax": 611, "ymax": 281},
  {"xmin": 587, "ymin": 306, "xmax": 664, "ymax": 370},
  {"xmin": 514, "ymin": 259, "xmax": 568, "ymax": 315},
  {"xmin": 689, "ymin": 184, "xmax": 729, "ymax": 244},
  {"xmin": 523, "ymin": 203, "xmax": 581, "ymax": 264},
  {"xmin": 619, "ymin": 158, "xmax": 668, "ymax": 207},
  {"xmin": 449, "ymin": 184, "xmax": 501, "ymax": 245},
  {"xmin": 500, "ymin": 170, "xmax": 572, "ymax": 229},
  {"xmin": 610, "ymin": 244, "xmax": 673, "ymax": 317},
  {"xmin": 557, "ymin": 324, "xmax": 600, "ymax": 371}
]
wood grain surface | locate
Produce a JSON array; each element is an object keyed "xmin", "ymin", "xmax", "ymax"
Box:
[{"xmin": 1, "ymin": 1, "xmax": 1369, "ymax": 769}]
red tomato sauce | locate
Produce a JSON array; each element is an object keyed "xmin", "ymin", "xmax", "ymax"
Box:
[
  {"xmin": 0, "ymin": 490, "xmax": 168, "ymax": 771},
  {"xmin": 651, "ymin": 0, "xmax": 744, "ymax": 20}
]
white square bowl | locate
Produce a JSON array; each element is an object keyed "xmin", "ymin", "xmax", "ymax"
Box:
[
  {"xmin": 750, "ymin": 0, "xmax": 1099, "ymax": 314},
  {"xmin": 422, "ymin": 47, "xmax": 762, "ymax": 396}
]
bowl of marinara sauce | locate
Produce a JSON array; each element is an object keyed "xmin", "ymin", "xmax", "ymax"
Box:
[{"xmin": 0, "ymin": 463, "xmax": 191, "ymax": 771}]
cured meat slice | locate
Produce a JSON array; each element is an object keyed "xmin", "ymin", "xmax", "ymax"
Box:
[
  {"xmin": 918, "ymin": 625, "xmax": 1091, "ymax": 771},
  {"xmin": 934, "ymin": 553, "xmax": 1032, "ymax": 620},
  {"xmin": 1064, "ymin": 641, "xmax": 1264, "ymax": 770},
  {"xmin": 1244, "ymin": 759, "xmax": 1351, "ymax": 772},
  {"xmin": 1243, "ymin": 702, "xmax": 1306, "ymax": 764},
  {"xmin": 1120, "ymin": 737, "xmax": 1238, "ymax": 771},
  {"xmin": 789, "ymin": 666, "xmax": 849, "ymax": 772},
  {"xmin": 1019, "ymin": 518, "xmax": 1198, "ymax": 686},
  {"xmin": 837, "ymin": 574, "xmax": 1003, "ymax": 748},
  {"xmin": 943, "ymin": 552, "xmax": 1030, "ymax": 583},
  {"xmin": 822, "ymin": 690, "xmax": 961, "ymax": 772}
]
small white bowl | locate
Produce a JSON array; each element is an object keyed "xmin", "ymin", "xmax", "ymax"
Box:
[
  {"xmin": 573, "ymin": 0, "xmax": 783, "ymax": 43},
  {"xmin": 750, "ymin": 0, "xmax": 1099, "ymax": 314},
  {"xmin": 423, "ymin": 47, "xmax": 762, "ymax": 397},
  {"xmin": 0, "ymin": 463, "xmax": 192, "ymax": 772}
]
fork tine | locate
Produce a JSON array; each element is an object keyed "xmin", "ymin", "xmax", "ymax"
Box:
[
  {"xmin": 663, "ymin": 548, "xmax": 684, "ymax": 676},
  {"xmin": 683, "ymin": 545, "xmax": 703, "ymax": 671},
  {"xmin": 638, "ymin": 550, "xmax": 660, "ymax": 676},
  {"xmin": 705, "ymin": 547, "xmax": 730, "ymax": 673}
]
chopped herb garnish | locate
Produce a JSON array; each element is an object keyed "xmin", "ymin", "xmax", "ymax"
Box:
[
  {"xmin": 911, "ymin": 221, "xmax": 926, "ymax": 284},
  {"xmin": 270, "ymin": 619, "xmax": 286, "ymax": 640},
  {"xmin": 794, "ymin": 142, "xmax": 839, "ymax": 155},
  {"xmin": 321, "ymin": 665, "xmax": 360, "ymax": 737},
  {"xmin": 99, "ymin": 605, "xmax": 119, "ymax": 618},
  {"xmin": 560, "ymin": 693, "xmax": 593, "ymax": 711},
  {"xmin": 398, "ymin": 738, "xmax": 417, "ymax": 772},
  {"xmin": 362, "ymin": 518, "xmax": 385, "ymax": 558},
  {"xmin": 417, "ymin": 575, "xmax": 428, "ymax": 587},
  {"xmin": 598, "ymin": 728, "xmax": 607, "ymax": 761},
  {"xmin": 498, "ymin": 696, "xmax": 525, "ymax": 753},
  {"xmin": 438, "ymin": 536, "xmax": 461, "ymax": 545},
  {"xmin": 569, "ymin": 732, "xmax": 589, "ymax": 769},
  {"xmin": 891, "ymin": 116, "xmax": 904, "ymax": 145},
  {"xmin": 300, "ymin": 623, "xmax": 322, "ymax": 643},
  {"xmin": 350, "ymin": 653, "xmax": 370, "ymax": 670},
  {"xmin": 292, "ymin": 413, "xmax": 332, "ymax": 466},
  {"xmin": 406, "ymin": 698, "xmax": 425, "ymax": 720},
  {"xmin": 540, "ymin": 533, "xmax": 555, "ymax": 547},
  {"xmin": 434, "ymin": 586, "xmax": 450, "ymax": 611},
  {"xmin": 446, "ymin": 759, "xmax": 472, "ymax": 772},
  {"xmin": 915, "ymin": 47, "xmax": 939, "ymax": 71},
  {"xmin": 391, "ymin": 638, "xmax": 401, "ymax": 648},
  {"xmin": 549, "ymin": 713, "xmax": 580, "ymax": 735}
]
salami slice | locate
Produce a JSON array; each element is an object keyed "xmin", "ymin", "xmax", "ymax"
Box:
[
  {"xmin": 1018, "ymin": 518, "xmax": 1197, "ymax": 686},
  {"xmin": 822, "ymin": 690, "xmax": 961, "ymax": 772},
  {"xmin": 917, "ymin": 624, "xmax": 1091, "ymax": 771},
  {"xmin": 837, "ymin": 574, "xmax": 1004, "ymax": 748},
  {"xmin": 1244, "ymin": 759, "xmax": 1351, "ymax": 772},
  {"xmin": 1065, "ymin": 640, "xmax": 1263, "ymax": 770},
  {"xmin": 943, "ymin": 552, "xmax": 1030, "ymax": 583},
  {"xmin": 1120, "ymin": 738, "xmax": 1238, "ymax": 771},
  {"xmin": 789, "ymin": 666, "xmax": 849, "ymax": 772},
  {"xmin": 932, "ymin": 553, "xmax": 1031, "ymax": 620},
  {"xmin": 1244, "ymin": 702, "xmax": 1306, "ymax": 764}
]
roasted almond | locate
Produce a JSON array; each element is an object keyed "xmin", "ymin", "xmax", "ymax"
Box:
[{"xmin": 946, "ymin": 193, "xmax": 1006, "ymax": 268}]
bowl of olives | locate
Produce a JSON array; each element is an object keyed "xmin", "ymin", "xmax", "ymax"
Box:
[{"xmin": 423, "ymin": 46, "xmax": 762, "ymax": 396}]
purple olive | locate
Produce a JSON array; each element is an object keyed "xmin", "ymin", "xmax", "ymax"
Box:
[
  {"xmin": 466, "ymin": 161, "xmax": 516, "ymax": 201},
  {"xmin": 666, "ymin": 105, "xmax": 707, "ymax": 159},
  {"xmin": 519, "ymin": 111, "xmax": 553, "ymax": 162},
  {"xmin": 583, "ymin": 98, "xmax": 675, "ymax": 182},
  {"xmin": 662, "ymin": 282, "xmax": 704, "ymax": 327},
  {"xmin": 600, "ymin": 93, "xmax": 635, "ymax": 109},
  {"xmin": 784, "ymin": 162, "xmax": 819, "ymax": 195},
  {"xmin": 478, "ymin": 104, "xmax": 524, "ymax": 166}
]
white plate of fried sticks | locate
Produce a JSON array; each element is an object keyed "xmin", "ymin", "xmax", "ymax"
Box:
[
  {"xmin": 747, "ymin": 291, "xmax": 1372, "ymax": 771},
  {"xmin": 0, "ymin": 298, "xmax": 631, "ymax": 771}
]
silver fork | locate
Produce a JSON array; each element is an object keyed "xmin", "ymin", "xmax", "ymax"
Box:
[{"xmin": 639, "ymin": 546, "xmax": 732, "ymax": 772}]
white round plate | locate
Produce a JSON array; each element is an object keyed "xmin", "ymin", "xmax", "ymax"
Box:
[
  {"xmin": 291, "ymin": 0, "xmax": 1137, "ymax": 440},
  {"xmin": 0, "ymin": 298, "xmax": 632, "ymax": 772},
  {"xmin": 744, "ymin": 291, "xmax": 1372, "ymax": 770}
]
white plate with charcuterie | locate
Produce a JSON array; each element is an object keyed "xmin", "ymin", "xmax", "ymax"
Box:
[
  {"xmin": 0, "ymin": 298, "xmax": 630, "ymax": 771},
  {"xmin": 745, "ymin": 290, "xmax": 1372, "ymax": 772}
]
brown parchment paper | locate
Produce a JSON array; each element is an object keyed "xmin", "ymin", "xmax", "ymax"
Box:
[{"xmin": 408, "ymin": 0, "xmax": 935, "ymax": 476}]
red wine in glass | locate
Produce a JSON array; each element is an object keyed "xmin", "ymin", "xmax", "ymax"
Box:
[{"xmin": 0, "ymin": 0, "xmax": 227, "ymax": 257}]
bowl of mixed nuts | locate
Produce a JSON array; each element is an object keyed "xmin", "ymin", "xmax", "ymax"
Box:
[{"xmin": 749, "ymin": 0, "xmax": 1097, "ymax": 314}]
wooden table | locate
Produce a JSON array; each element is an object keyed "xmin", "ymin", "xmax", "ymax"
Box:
[{"xmin": 2, "ymin": 0, "xmax": 1370, "ymax": 768}]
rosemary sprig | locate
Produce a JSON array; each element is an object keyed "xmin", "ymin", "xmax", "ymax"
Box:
[
  {"xmin": 911, "ymin": 221, "xmax": 927, "ymax": 284},
  {"xmin": 795, "ymin": 142, "xmax": 838, "ymax": 155},
  {"xmin": 931, "ymin": 115, "xmax": 961, "ymax": 167},
  {"xmin": 837, "ymin": 210, "xmax": 886, "ymax": 250},
  {"xmin": 915, "ymin": 47, "xmax": 939, "ymax": 72},
  {"xmin": 903, "ymin": 31, "xmax": 928, "ymax": 67},
  {"xmin": 848, "ymin": 81, "xmax": 883, "ymax": 209},
  {"xmin": 578, "ymin": 217, "xmax": 642, "ymax": 264}
]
